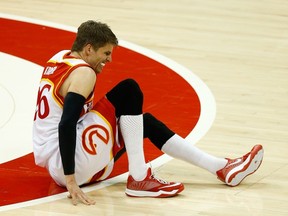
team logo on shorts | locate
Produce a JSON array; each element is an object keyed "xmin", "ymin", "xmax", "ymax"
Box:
[{"xmin": 82, "ymin": 125, "xmax": 110, "ymax": 155}]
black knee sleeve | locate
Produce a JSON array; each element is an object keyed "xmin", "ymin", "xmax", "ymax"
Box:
[
  {"xmin": 106, "ymin": 79, "xmax": 143, "ymax": 117},
  {"xmin": 143, "ymin": 113, "xmax": 175, "ymax": 149}
]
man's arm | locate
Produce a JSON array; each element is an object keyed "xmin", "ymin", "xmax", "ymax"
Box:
[
  {"xmin": 59, "ymin": 67, "xmax": 96, "ymax": 205},
  {"xmin": 59, "ymin": 92, "xmax": 85, "ymax": 175}
]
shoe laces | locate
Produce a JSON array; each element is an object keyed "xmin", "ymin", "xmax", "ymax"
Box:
[
  {"xmin": 151, "ymin": 174, "xmax": 169, "ymax": 184},
  {"xmin": 148, "ymin": 163, "xmax": 169, "ymax": 184}
]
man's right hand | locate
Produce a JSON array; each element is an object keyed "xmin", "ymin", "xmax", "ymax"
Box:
[{"xmin": 65, "ymin": 174, "xmax": 96, "ymax": 205}]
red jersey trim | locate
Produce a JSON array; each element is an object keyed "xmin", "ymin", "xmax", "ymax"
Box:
[{"xmin": 53, "ymin": 63, "xmax": 94, "ymax": 108}]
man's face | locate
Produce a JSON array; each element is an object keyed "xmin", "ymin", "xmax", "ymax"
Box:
[{"xmin": 86, "ymin": 43, "xmax": 114, "ymax": 73}]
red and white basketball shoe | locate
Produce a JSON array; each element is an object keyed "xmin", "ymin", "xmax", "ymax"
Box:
[
  {"xmin": 216, "ymin": 144, "xmax": 264, "ymax": 186},
  {"xmin": 125, "ymin": 167, "xmax": 184, "ymax": 198}
]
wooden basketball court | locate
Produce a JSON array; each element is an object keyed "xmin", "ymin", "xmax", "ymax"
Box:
[{"xmin": 0, "ymin": 0, "xmax": 287, "ymax": 215}]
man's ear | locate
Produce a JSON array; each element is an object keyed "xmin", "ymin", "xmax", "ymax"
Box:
[{"xmin": 84, "ymin": 44, "xmax": 93, "ymax": 54}]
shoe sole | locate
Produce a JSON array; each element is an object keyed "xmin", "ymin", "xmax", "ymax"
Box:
[
  {"xmin": 226, "ymin": 145, "xmax": 264, "ymax": 186},
  {"xmin": 125, "ymin": 184, "xmax": 184, "ymax": 198}
]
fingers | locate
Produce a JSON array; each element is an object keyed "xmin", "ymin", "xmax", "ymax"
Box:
[
  {"xmin": 78, "ymin": 193, "xmax": 96, "ymax": 205},
  {"xmin": 67, "ymin": 192, "xmax": 96, "ymax": 206},
  {"xmin": 65, "ymin": 176, "xmax": 95, "ymax": 206},
  {"xmin": 72, "ymin": 194, "xmax": 78, "ymax": 206}
]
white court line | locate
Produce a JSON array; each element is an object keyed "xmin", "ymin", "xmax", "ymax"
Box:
[{"xmin": 0, "ymin": 13, "xmax": 216, "ymax": 211}]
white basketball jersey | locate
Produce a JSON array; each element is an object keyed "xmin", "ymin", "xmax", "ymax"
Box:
[{"xmin": 32, "ymin": 50, "xmax": 95, "ymax": 167}]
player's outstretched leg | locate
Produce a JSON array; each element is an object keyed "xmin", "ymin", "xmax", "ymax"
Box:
[{"xmin": 143, "ymin": 112, "xmax": 264, "ymax": 186}]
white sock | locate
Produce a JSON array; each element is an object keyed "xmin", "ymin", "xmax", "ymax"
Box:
[
  {"xmin": 162, "ymin": 134, "xmax": 227, "ymax": 175},
  {"xmin": 119, "ymin": 114, "xmax": 147, "ymax": 181}
]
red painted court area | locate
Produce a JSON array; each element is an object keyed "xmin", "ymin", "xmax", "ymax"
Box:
[{"xmin": 0, "ymin": 18, "xmax": 200, "ymax": 206}]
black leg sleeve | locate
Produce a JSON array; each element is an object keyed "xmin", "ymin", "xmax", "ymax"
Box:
[
  {"xmin": 143, "ymin": 113, "xmax": 175, "ymax": 150},
  {"xmin": 106, "ymin": 78, "xmax": 143, "ymax": 117}
]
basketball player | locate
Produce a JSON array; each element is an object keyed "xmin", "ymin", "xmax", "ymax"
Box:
[{"xmin": 32, "ymin": 20, "xmax": 264, "ymax": 205}]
